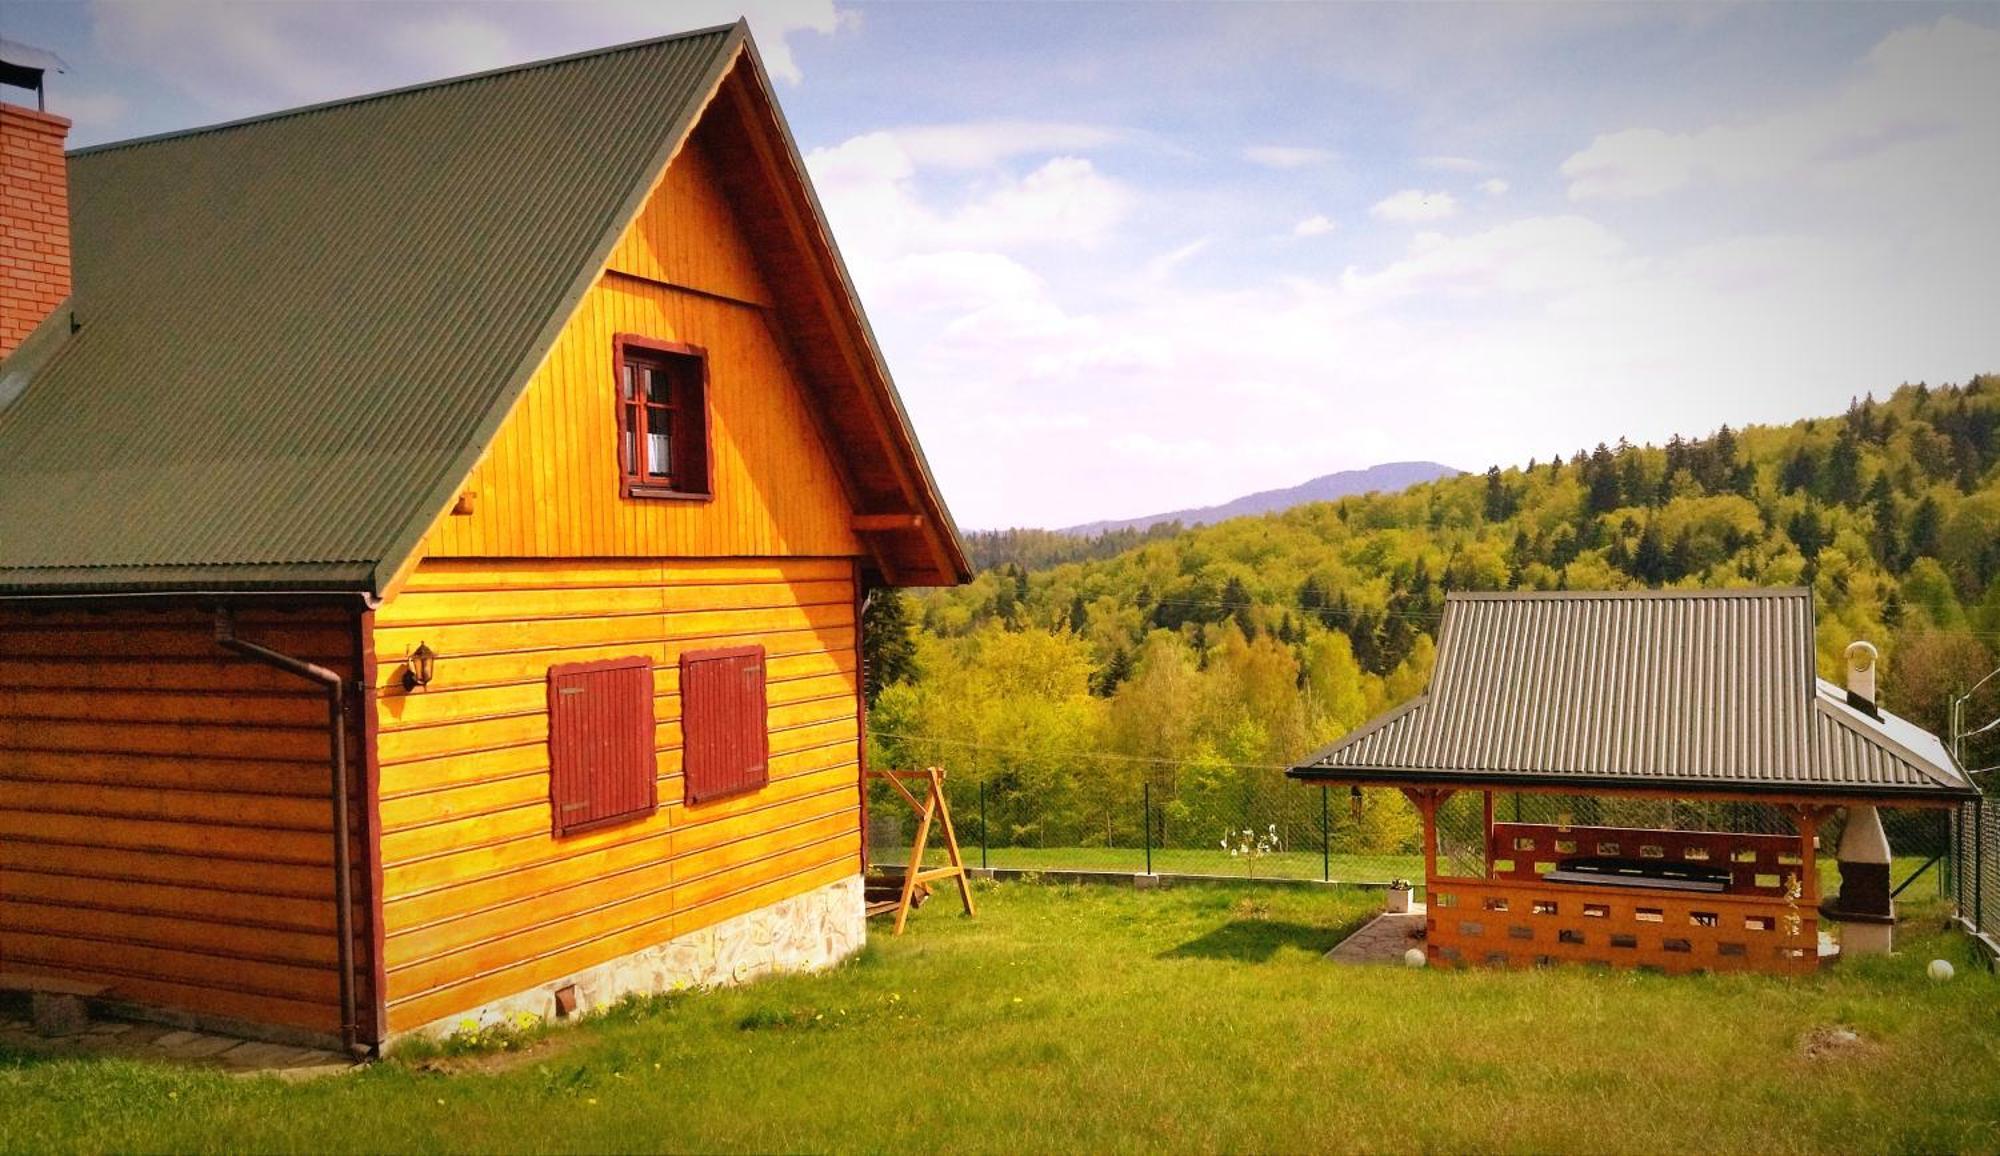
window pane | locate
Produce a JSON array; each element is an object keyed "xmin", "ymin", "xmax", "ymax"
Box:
[
  {"xmin": 646, "ymin": 366, "xmax": 674, "ymax": 406},
  {"xmin": 622, "ymin": 421, "xmax": 637, "ymax": 477},
  {"xmin": 647, "ymin": 412, "xmax": 672, "ymax": 478},
  {"xmin": 621, "ymin": 363, "xmax": 636, "ymax": 400}
]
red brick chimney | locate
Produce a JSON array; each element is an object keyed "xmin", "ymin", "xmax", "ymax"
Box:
[{"xmin": 1, "ymin": 99, "xmax": 71, "ymax": 358}]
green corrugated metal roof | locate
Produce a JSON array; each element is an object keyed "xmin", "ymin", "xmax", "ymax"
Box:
[
  {"xmin": 0, "ymin": 25, "xmax": 744, "ymax": 595},
  {"xmin": 1290, "ymin": 588, "xmax": 1975, "ymax": 801}
]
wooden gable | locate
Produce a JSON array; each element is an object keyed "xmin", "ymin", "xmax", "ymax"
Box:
[{"xmin": 415, "ymin": 97, "xmax": 864, "ymax": 566}]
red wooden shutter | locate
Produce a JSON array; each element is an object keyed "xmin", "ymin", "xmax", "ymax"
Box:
[
  {"xmin": 682, "ymin": 645, "xmax": 768, "ymax": 804},
  {"xmin": 547, "ymin": 657, "xmax": 656, "ymax": 836}
]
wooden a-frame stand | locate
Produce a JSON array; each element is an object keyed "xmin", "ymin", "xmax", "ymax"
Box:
[{"xmin": 866, "ymin": 767, "xmax": 976, "ymax": 935}]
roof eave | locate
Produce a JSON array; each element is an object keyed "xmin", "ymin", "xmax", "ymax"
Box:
[
  {"xmin": 729, "ymin": 34, "xmax": 971, "ymax": 586},
  {"xmin": 1285, "ymin": 762, "xmax": 1979, "ymax": 804}
]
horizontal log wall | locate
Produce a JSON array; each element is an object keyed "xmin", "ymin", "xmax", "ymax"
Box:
[
  {"xmin": 0, "ymin": 604, "xmax": 357, "ymax": 1035},
  {"xmin": 372, "ymin": 557, "xmax": 861, "ymax": 1033}
]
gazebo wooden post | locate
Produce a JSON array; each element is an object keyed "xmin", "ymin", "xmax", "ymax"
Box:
[
  {"xmin": 1792, "ymin": 804, "xmax": 1825, "ymax": 907},
  {"xmin": 1401, "ymin": 787, "xmax": 1453, "ymax": 885},
  {"xmin": 1402, "ymin": 789, "xmax": 1437, "ymax": 882},
  {"xmin": 1482, "ymin": 791, "xmax": 1495, "ymax": 878}
]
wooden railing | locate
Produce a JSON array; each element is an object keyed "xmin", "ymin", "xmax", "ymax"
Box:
[
  {"xmin": 1487, "ymin": 822, "xmax": 1805, "ymax": 897},
  {"xmin": 1426, "ymin": 876, "xmax": 1818, "ymax": 975}
]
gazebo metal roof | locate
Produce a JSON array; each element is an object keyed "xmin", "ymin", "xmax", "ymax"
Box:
[{"xmin": 1289, "ymin": 588, "xmax": 1975, "ymax": 802}]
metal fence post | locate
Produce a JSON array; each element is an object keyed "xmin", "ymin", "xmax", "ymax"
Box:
[
  {"xmin": 1321, "ymin": 785, "xmax": 1331, "ymax": 883},
  {"xmin": 1143, "ymin": 781, "xmax": 1153, "ymax": 876},
  {"xmin": 979, "ymin": 778, "xmax": 988, "ymax": 871},
  {"xmin": 1977, "ymin": 800, "xmax": 1985, "ymax": 934}
]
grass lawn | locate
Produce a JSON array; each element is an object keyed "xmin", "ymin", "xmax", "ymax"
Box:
[{"xmin": 3, "ymin": 881, "xmax": 1996, "ymax": 1154}]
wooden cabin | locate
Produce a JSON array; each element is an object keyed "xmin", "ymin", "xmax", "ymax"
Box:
[
  {"xmin": 1290, "ymin": 589, "xmax": 1976, "ymax": 975},
  {"xmin": 0, "ymin": 24, "xmax": 968, "ymax": 1055}
]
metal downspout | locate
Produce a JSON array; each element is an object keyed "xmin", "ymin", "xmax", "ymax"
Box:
[{"xmin": 214, "ymin": 608, "xmax": 364, "ymax": 1058}]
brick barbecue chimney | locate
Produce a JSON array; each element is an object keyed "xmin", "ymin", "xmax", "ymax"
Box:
[
  {"xmin": 1, "ymin": 58, "xmax": 71, "ymax": 358},
  {"xmin": 1820, "ymin": 640, "xmax": 1896, "ymax": 955}
]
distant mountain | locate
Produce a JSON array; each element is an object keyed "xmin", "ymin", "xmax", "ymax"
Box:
[{"xmin": 1060, "ymin": 461, "xmax": 1463, "ymax": 536}]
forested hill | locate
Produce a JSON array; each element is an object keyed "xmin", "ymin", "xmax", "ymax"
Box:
[
  {"xmin": 1058, "ymin": 460, "xmax": 1463, "ymax": 537},
  {"xmin": 961, "ymin": 461, "xmax": 1460, "ymax": 571},
  {"xmin": 869, "ymin": 377, "xmax": 2000, "ymax": 792}
]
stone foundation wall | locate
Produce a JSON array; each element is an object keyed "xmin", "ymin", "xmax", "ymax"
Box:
[{"xmin": 397, "ymin": 873, "xmax": 866, "ymax": 1046}]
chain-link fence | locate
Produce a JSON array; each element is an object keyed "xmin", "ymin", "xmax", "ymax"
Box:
[
  {"xmin": 1953, "ymin": 794, "xmax": 2000, "ymax": 940},
  {"xmin": 868, "ymin": 771, "xmax": 1422, "ymax": 883},
  {"xmin": 867, "ymin": 771, "xmax": 1952, "ymax": 895}
]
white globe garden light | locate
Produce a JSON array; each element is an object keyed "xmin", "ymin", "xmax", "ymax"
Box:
[
  {"xmin": 1928, "ymin": 959, "xmax": 1955, "ymax": 982},
  {"xmin": 1404, "ymin": 947, "xmax": 1427, "ymax": 968}
]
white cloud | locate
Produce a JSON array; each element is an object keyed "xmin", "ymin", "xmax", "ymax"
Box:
[
  {"xmin": 808, "ymin": 133, "xmax": 1131, "ymax": 265},
  {"xmin": 1145, "ymin": 238, "xmax": 1212, "ymax": 280},
  {"xmin": 866, "ymin": 251, "xmax": 1047, "ymax": 317},
  {"xmin": 888, "ymin": 121, "xmax": 1119, "ymax": 170},
  {"xmin": 1420, "ymin": 155, "xmax": 1485, "ymax": 173},
  {"xmin": 969, "ymin": 157, "xmax": 1131, "ymax": 250},
  {"xmin": 1292, "ymin": 214, "xmax": 1337, "ymax": 237},
  {"xmin": 1108, "ymin": 433, "xmax": 1218, "ymax": 466},
  {"xmin": 1562, "ymin": 15, "xmax": 2000, "ymax": 201},
  {"xmin": 1479, "ymin": 178, "xmax": 1510, "ymax": 196},
  {"xmin": 1244, "ymin": 145, "xmax": 1331, "ymax": 169},
  {"xmin": 1370, "ymin": 188, "xmax": 1459, "ymax": 223},
  {"xmin": 1339, "ymin": 216, "xmax": 1636, "ymax": 302},
  {"xmin": 1561, "ymin": 127, "xmax": 1698, "ymax": 201}
]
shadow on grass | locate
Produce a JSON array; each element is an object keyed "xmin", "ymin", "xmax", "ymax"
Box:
[
  {"xmin": 0, "ymin": 1042, "xmax": 138, "ymax": 1071},
  {"xmin": 1158, "ymin": 920, "xmax": 1341, "ymax": 962}
]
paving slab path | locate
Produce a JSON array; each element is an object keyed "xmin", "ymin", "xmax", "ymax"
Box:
[
  {"xmin": 0, "ymin": 1010, "xmax": 360, "ymax": 1080},
  {"xmin": 1325, "ymin": 905, "xmax": 1429, "ymax": 965}
]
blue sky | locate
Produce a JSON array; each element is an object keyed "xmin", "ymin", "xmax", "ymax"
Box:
[{"xmin": 7, "ymin": 2, "xmax": 1997, "ymax": 529}]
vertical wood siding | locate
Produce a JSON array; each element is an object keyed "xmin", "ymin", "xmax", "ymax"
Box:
[
  {"xmin": 0, "ymin": 605, "xmax": 360, "ymax": 1036},
  {"xmin": 371, "ymin": 558, "xmax": 860, "ymax": 1033},
  {"xmin": 418, "ymin": 127, "xmax": 859, "ymax": 565},
  {"xmin": 605, "ymin": 132, "xmax": 772, "ymax": 308}
]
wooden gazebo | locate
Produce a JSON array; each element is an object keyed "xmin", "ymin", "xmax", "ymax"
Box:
[{"xmin": 1290, "ymin": 589, "xmax": 1976, "ymax": 975}]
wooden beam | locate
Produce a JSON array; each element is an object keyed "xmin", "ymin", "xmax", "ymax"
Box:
[{"xmin": 853, "ymin": 513, "xmax": 924, "ymax": 533}]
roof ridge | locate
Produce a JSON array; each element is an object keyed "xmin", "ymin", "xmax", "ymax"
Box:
[
  {"xmin": 1444, "ymin": 587, "xmax": 1809, "ymax": 602},
  {"xmin": 68, "ymin": 20, "xmax": 743, "ymax": 159}
]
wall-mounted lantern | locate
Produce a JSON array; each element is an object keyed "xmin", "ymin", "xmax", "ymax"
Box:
[{"xmin": 403, "ymin": 642, "xmax": 437, "ymax": 692}]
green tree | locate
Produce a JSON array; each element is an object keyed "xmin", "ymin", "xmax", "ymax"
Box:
[
  {"xmin": 1788, "ymin": 504, "xmax": 1829, "ymax": 561},
  {"xmin": 862, "ymin": 588, "xmax": 919, "ymax": 707},
  {"xmin": 1823, "ymin": 428, "xmax": 1865, "ymax": 505}
]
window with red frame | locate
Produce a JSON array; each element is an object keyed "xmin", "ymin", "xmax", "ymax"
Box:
[{"xmin": 616, "ymin": 337, "xmax": 710, "ymax": 499}]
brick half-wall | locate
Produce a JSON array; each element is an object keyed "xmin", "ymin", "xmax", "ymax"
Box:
[{"xmin": 1, "ymin": 102, "xmax": 71, "ymax": 357}]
